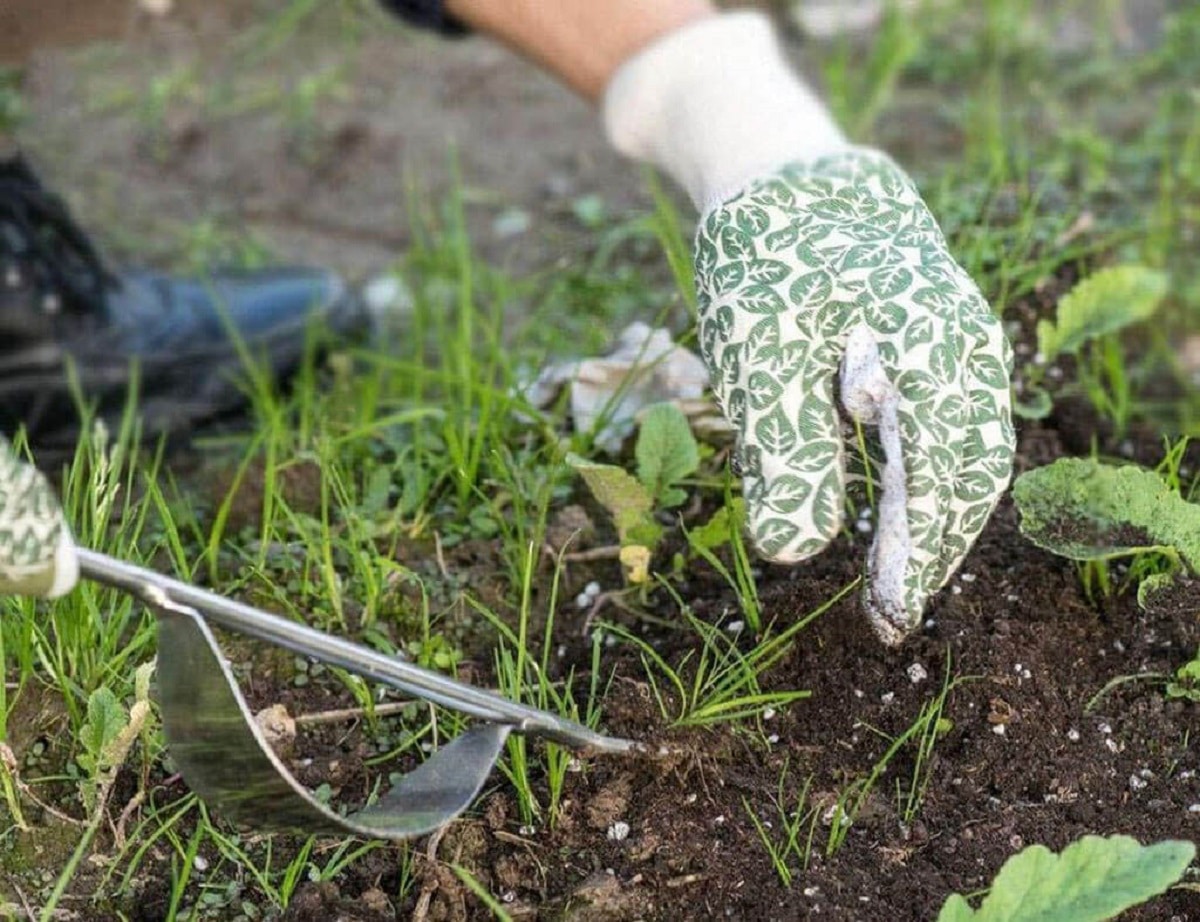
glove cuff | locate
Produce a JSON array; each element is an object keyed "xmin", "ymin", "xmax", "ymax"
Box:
[{"xmin": 602, "ymin": 11, "xmax": 849, "ymax": 212}]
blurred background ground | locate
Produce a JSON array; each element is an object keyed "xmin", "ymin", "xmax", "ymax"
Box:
[{"xmin": 1, "ymin": 0, "xmax": 1173, "ymax": 280}]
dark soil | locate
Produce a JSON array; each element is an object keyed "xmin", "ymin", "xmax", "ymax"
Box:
[
  {"xmin": 62, "ymin": 405, "xmax": 1199, "ymax": 922},
  {"xmin": 2, "ymin": 2, "xmax": 1198, "ymax": 921}
]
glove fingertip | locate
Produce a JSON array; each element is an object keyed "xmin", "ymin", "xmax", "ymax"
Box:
[
  {"xmin": 862, "ymin": 578, "xmax": 924, "ymax": 647},
  {"xmin": 45, "ymin": 529, "xmax": 80, "ymax": 599}
]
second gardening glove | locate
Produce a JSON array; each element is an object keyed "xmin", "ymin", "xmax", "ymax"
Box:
[
  {"xmin": 0, "ymin": 438, "xmax": 78, "ymax": 598},
  {"xmin": 604, "ymin": 12, "xmax": 1015, "ymax": 644}
]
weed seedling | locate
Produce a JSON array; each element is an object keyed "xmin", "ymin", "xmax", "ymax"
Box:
[
  {"xmin": 569, "ymin": 401, "xmax": 700, "ymax": 584},
  {"xmin": 606, "ymin": 579, "xmax": 855, "ymax": 728},
  {"xmin": 1016, "ymin": 264, "xmax": 1169, "ymax": 427},
  {"xmin": 827, "ymin": 661, "xmax": 963, "ymax": 856},
  {"xmin": 742, "ymin": 762, "xmax": 820, "ymax": 887}
]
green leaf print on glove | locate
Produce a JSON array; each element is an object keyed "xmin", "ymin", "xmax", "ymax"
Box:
[
  {"xmin": 0, "ymin": 439, "xmax": 78, "ymax": 598},
  {"xmin": 695, "ymin": 149, "xmax": 1014, "ymax": 645}
]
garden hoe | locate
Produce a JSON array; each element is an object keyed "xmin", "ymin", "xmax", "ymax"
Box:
[{"xmin": 75, "ymin": 549, "xmax": 639, "ymax": 840}]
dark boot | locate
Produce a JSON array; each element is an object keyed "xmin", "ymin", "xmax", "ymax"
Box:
[{"xmin": 0, "ymin": 155, "xmax": 370, "ymax": 451}]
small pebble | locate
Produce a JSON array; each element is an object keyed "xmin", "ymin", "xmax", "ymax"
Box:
[
  {"xmin": 1105, "ymin": 739, "xmax": 1120, "ymax": 753},
  {"xmin": 1098, "ymin": 722, "xmax": 1113, "ymax": 735},
  {"xmin": 767, "ymin": 734, "xmax": 780, "ymax": 745},
  {"xmin": 1130, "ymin": 774, "xmax": 1148, "ymax": 791},
  {"xmin": 584, "ymin": 581, "xmax": 601, "ymax": 598},
  {"xmin": 960, "ymin": 572, "xmax": 977, "ymax": 583},
  {"xmin": 1067, "ymin": 728, "xmax": 1081, "ymax": 742},
  {"xmin": 726, "ymin": 620, "xmax": 745, "ymax": 634},
  {"xmin": 762, "ymin": 707, "xmax": 776, "ymax": 720},
  {"xmin": 607, "ymin": 821, "xmax": 631, "ymax": 842},
  {"xmin": 519, "ymin": 825, "xmax": 536, "ymax": 836},
  {"xmin": 804, "ymin": 887, "xmax": 820, "ymax": 897},
  {"xmin": 907, "ymin": 663, "xmax": 928, "ymax": 684},
  {"xmin": 1188, "ymin": 804, "xmax": 1200, "ymax": 814},
  {"xmin": 575, "ymin": 592, "xmax": 592, "ymax": 610},
  {"xmin": 880, "ymin": 691, "xmax": 895, "ymax": 705},
  {"xmin": 193, "ymin": 855, "xmax": 209, "ymax": 872},
  {"xmin": 992, "ymin": 724, "xmax": 1007, "ymax": 736}
]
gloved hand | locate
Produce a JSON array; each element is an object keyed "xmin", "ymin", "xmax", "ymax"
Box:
[
  {"xmin": 0, "ymin": 438, "xmax": 78, "ymax": 598},
  {"xmin": 604, "ymin": 13, "xmax": 1014, "ymax": 644}
]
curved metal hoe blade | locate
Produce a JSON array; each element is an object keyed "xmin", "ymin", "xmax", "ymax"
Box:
[{"xmin": 154, "ymin": 595, "xmax": 511, "ymax": 839}]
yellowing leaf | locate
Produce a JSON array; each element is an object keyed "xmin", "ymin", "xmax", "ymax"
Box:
[
  {"xmin": 619, "ymin": 545, "xmax": 651, "ymax": 584},
  {"xmin": 567, "ymin": 454, "xmax": 653, "ymax": 542}
]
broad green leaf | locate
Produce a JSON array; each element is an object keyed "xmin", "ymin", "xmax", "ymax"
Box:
[
  {"xmin": 937, "ymin": 835, "xmax": 1195, "ymax": 922},
  {"xmin": 635, "ymin": 403, "xmax": 700, "ymax": 504},
  {"xmin": 1013, "ymin": 458, "xmax": 1200, "ymax": 569},
  {"xmin": 1165, "ymin": 651, "xmax": 1200, "ymax": 701},
  {"xmin": 1036, "ymin": 265, "xmax": 1169, "ymax": 361},
  {"xmin": 687, "ymin": 499, "xmax": 746, "ymax": 553}
]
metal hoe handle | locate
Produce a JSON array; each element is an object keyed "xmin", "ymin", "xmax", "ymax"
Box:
[{"xmin": 77, "ymin": 549, "xmax": 637, "ymax": 755}]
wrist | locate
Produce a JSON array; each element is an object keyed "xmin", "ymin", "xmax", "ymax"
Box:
[{"xmin": 602, "ymin": 11, "xmax": 849, "ymax": 211}]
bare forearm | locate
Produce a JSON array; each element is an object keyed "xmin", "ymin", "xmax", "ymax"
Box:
[{"xmin": 445, "ymin": 0, "xmax": 716, "ymax": 101}]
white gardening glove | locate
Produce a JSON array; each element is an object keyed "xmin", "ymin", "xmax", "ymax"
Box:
[
  {"xmin": 0, "ymin": 438, "xmax": 78, "ymax": 598},
  {"xmin": 604, "ymin": 13, "xmax": 1014, "ymax": 644}
]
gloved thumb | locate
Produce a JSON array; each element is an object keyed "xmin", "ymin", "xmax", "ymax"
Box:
[{"xmin": 0, "ymin": 447, "xmax": 79, "ymax": 598}]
